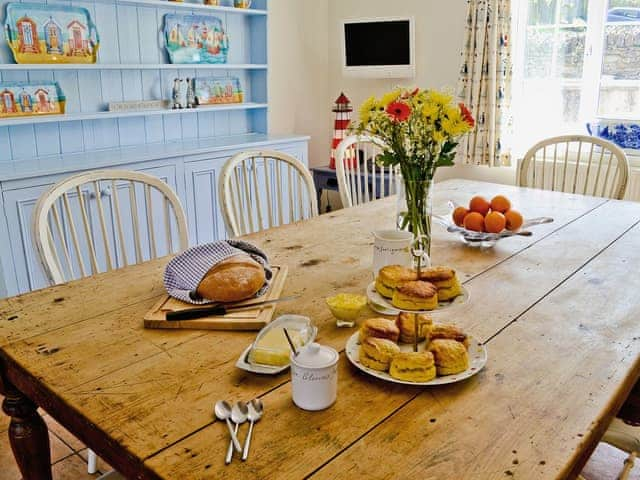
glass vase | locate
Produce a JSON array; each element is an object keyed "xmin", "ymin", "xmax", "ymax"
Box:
[{"xmin": 396, "ymin": 177, "xmax": 433, "ymax": 266}]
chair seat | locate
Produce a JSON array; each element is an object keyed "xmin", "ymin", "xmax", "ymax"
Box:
[{"xmin": 580, "ymin": 442, "xmax": 638, "ymax": 480}]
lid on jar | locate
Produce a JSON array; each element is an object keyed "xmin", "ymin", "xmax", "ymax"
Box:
[{"xmin": 291, "ymin": 342, "xmax": 339, "ymax": 369}]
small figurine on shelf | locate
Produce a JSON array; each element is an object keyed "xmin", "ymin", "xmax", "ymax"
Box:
[
  {"xmin": 186, "ymin": 78, "xmax": 196, "ymax": 108},
  {"xmin": 204, "ymin": 0, "xmax": 220, "ymax": 5},
  {"xmin": 172, "ymin": 78, "xmax": 183, "ymax": 109},
  {"xmin": 234, "ymin": 0, "xmax": 251, "ymax": 8}
]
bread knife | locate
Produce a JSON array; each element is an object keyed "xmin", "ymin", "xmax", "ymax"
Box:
[{"xmin": 165, "ymin": 295, "xmax": 299, "ymax": 321}]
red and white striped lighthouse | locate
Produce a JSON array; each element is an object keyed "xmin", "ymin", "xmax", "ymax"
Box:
[{"xmin": 329, "ymin": 92, "xmax": 353, "ymax": 170}]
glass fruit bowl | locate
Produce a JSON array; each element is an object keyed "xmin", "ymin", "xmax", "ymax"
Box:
[{"xmin": 433, "ymin": 203, "xmax": 554, "ymax": 248}]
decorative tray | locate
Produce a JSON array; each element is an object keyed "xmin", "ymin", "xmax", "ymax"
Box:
[
  {"xmin": 4, "ymin": 2, "xmax": 99, "ymax": 64},
  {"xmin": 164, "ymin": 13, "xmax": 229, "ymax": 64},
  {"xmin": 0, "ymin": 81, "xmax": 65, "ymax": 118},
  {"xmin": 366, "ymin": 281, "xmax": 469, "ymax": 315},
  {"xmin": 195, "ymin": 76, "xmax": 243, "ymax": 105},
  {"xmin": 345, "ymin": 332, "xmax": 487, "ymax": 386}
]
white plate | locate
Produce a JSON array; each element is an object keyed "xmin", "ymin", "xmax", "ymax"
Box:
[
  {"xmin": 345, "ymin": 331, "xmax": 487, "ymax": 386},
  {"xmin": 366, "ymin": 281, "xmax": 469, "ymax": 315},
  {"xmin": 235, "ymin": 344, "xmax": 290, "ymax": 375}
]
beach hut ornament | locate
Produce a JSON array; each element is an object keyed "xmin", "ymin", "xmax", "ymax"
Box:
[
  {"xmin": 16, "ymin": 15, "xmax": 40, "ymax": 53},
  {"xmin": 329, "ymin": 92, "xmax": 354, "ymax": 170},
  {"xmin": 43, "ymin": 16, "xmax": 62, "ymax": 54},
  {"xmin": 1, "ymin": 89, "xmax": 18, "ymax": 114},
  {"xmin": 4, "ymin": 3, "xmax": 99, "ymax": 63},
  {"xmin": 19, "ymin": 89, "xmax": 32, "ymax": 112}
]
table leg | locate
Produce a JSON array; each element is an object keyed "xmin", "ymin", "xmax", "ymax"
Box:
[{"xmin": 1, "ymin": 375, "xmax": 52, "ymax": 480}]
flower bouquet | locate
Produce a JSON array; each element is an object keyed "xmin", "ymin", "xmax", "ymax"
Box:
[{"xmin": 353, "ymin": 87, "xmax": 474, "ymax": 260}]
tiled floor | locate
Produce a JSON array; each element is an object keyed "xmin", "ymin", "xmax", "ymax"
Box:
[{"xmin": 0, "ymin": 410, "xmax": 111, "ymax": 480}]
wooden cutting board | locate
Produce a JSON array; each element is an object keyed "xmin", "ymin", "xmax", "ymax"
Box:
[{"xmin": 143, "ymin": 265, "xmax": 288, "ymax": 330}]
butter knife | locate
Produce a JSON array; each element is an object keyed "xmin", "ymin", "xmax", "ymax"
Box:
[{"xmin": 166, "ymin": 295, "xmax": 299, "ymax": 321}]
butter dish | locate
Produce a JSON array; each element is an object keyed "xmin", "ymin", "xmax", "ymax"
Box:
[{"xmin": 236, "ymin": 315, "xmax": 317, "ymax": 374}]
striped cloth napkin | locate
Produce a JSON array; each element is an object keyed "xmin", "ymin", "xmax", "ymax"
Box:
[{"xmin": 163, "ymin": 240, "xmax": 272, "ymax": 304}]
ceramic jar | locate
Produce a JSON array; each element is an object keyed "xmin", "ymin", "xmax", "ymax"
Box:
[
  {"xmin": 290, "ymin": 343, "xmax": 338, "ymax": 411},
  {"xmin": 234, "ymin": 0, "xmax": 251, "ymax": 8}
]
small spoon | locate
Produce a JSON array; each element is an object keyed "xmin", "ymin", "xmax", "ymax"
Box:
[
  {"xmin": 214, "ymin": 400, "xmax": 242, "ymax": 453},
  {"xmin": 242, "ymin": 398, "xmax": 264, "ymax": 461},
  {"xmin": 225, "ymin": 402, "xmax": 248, "ymax": 464}
]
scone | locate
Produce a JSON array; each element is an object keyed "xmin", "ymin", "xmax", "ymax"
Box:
[
  {"xmin": 359, "ymin": 337, "xmax": 400, "ymax": 371},
  {"xmin": 428, "ymin": 339, "xmax": 469, "ymax": 375},
  {"xmin": 418, "ymin": 266, "xmax": 457, "ymax": 288},
  {"xmin": 359, "ymin": 318, "xmax": 400, "ymax": 343},
  {"xmin": 391, "ymin": 281, "xmax": 438, "ymax": 311},
  {"xmin": 395, "ymin": 312, "xmax": 432, "ymax": 344},
  {"xmin": 429, "ymin": 323, "xmax": 469, "ymax": 348},
  {"xmin": 389, "ymin": 351, "xmax": 437, "ymax": 382},
  {"xmin": 419, "ymin": 266, "xmax": 463, "ymax": 302},
  {"xmin": 375, "ymin": 265, "xmax": 417, "ymax": 298}
]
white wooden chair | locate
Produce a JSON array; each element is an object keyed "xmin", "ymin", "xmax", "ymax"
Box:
[
  {"xmin": 579, "ymin": 419, "xmax": 638, "ymax": 480},
  {"xmin": 519, "ymin": 135, "xmax": 630, "ymax": 200},
  {"xmin": 219, "ymin": 150, "xmax": 318, "ymax": 237},
  {"xmin": 32, "ymin": 169, "xmax": 188, "ymax": 475},
  {"xmin": 335, "ymin": 135, "xmax": 399, "ymax": 208}
]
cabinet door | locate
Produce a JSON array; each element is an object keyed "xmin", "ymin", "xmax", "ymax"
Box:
[
  {"xmin": 184, "ymin": 158, "xmax": 227, "ymax": 245},
  {"xmin": 1, "ymin": 163, "xmax": 180, "ymax": 295}
]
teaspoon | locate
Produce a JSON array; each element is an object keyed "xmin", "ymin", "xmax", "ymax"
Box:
[
  {"xmin": 242, "ymin": 398, "xmax": 264, "ymax": 461},
  {"xmin": 225, "ymin": 402, "xmax": 248, "ymax": 464},
  {"xmin": 214, "ymin": 400, "xmax": 242, "ymax": 453}
]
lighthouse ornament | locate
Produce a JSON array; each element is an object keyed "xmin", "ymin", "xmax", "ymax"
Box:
[{"xmin": 330, "ymin": 92, "xmax": 353, "ymax": 170}]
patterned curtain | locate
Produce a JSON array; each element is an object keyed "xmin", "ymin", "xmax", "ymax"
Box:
[{"xmin": 458, "ymin": 0, "xmax": 512, "ymax": 166}]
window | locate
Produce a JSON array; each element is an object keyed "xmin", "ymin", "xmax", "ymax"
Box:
[{"xmin": 512, "ymin": 0, "xmax": 640, "ymax": 151}]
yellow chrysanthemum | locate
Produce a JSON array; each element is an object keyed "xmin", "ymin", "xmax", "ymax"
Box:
[
  {"xmin": 422, "ymin": 103, "xmax": 440, "ymax": 122},
  {"xmin": 427, "ymin": 90, "xmax": 453, "ymax": 107},
  {"xmin": 380, "ymin": 89, "xmax": 401, "ymax": 107},
  {"xmin": 359, "ymin": 96, "xmax": 377, "ymax": 124},
  {"xmin": 441, "ymin": 107, "xmax": 470, "ymax": 136},
  {"xmin": 432, "ymin": 129, "xmax": 446, "ymax": 144}
]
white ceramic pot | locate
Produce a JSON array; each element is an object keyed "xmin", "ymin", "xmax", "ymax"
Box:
[{"xmin": 290, "ymin": 343, "xmax": 339, "ymax": 411}]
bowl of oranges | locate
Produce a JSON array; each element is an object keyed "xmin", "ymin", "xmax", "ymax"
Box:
[{"xmin": 435, "ymin": 195, "xmax": 553, "ymax": 248}]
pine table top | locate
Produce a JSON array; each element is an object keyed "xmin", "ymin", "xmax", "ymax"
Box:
[{"xmin": 1, "ymin": 179, "xmax": 639, "ymax": 479}]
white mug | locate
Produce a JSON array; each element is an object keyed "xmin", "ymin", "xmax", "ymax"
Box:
[
  {"xmin": 372, "ymin": 229, "xmax": 413, "ymax": 276},
  {"xmin": 291, "ymin": 343, "xmax": 338, "ymax": 411}
]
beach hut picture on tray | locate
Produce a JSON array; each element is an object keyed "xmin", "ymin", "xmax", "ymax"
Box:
[
  {"xmin": 195, "ymin": 77, "xmax": 243, "ymax": 105},
  {"xmin": 4, "ymin": 3, "xmax": 99, "ymax": 64},
  {"xmin": 164, "ymin": 14, "xmax": 229, "ymax": 64},
  {"xmin": 0, "ymin": 81, "xmax": 65, "ymax": 118}
]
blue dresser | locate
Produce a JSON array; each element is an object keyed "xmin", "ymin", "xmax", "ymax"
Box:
[{"xmin": 0, "ymin": 0, "xmax": 310, "ymax": 297}]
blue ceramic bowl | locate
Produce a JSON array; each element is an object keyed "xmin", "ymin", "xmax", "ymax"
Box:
[{"xmin": 587, "ymin": 121, "xmax": 640, "ymax": 150}]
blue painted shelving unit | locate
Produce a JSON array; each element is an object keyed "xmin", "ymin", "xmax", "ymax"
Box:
[{"xmin": 0, "ymin": 0, "xmax": 269, "ymax": 161}]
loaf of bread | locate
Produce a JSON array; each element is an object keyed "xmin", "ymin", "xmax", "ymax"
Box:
[{"xmin": 195, "ymin": 254, "xmax": 266, "ymax": 303}]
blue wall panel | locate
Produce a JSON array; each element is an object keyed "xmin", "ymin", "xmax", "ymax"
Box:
[{"xmin": 0, "ymin": 0, "xmax": 268, "ymax": 162}]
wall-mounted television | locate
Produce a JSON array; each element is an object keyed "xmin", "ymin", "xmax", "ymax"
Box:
[{"xmin": 341, "ymin": 17, "xmax": 415, "ymax": 79}]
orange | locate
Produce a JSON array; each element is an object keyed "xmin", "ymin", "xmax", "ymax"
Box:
[
  {"xmin": 505, "ymin": 210, "xmax": 524, "ymax": 231},
  {"xmin": 469, "ymin": 196, "xmax": 491, "ymax": 216},
  {"xmin": 452, "ymin": 206, "xmax": 469, "ymax": 227},
  {"xmin": 484, "ymin": 211, "xmax": 506, "ymax": 233},
  {"xmin": 490, "ymin": 195, "xmax": 511, "ymax": 213},
  {"xmin": 463, "ymin": 212, "xmax": 485, "ymax": 232}
]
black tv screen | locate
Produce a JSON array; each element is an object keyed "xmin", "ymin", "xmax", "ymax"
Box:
[{"xmin": 344, "ymin": 20, "xmax": 411, "ymax": 67}]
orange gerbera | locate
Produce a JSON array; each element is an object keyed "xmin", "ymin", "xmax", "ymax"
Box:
[
  {"xmin": 459, "ymin": 103, "xmax": 475, "ymax": 128},
  {"xmin": 386, "ymin": 101, "xmax": 411, "ymax": 122}
]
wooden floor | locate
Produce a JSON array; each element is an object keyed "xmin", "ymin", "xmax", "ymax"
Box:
[{"xmin": 0, "ymin": 410, "xmax": 112, "ymax": 480}]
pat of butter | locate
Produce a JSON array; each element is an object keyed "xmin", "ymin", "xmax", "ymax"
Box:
[{"xmin": 248, "ymin": 328, "xmax": 303, "ymax": 366}]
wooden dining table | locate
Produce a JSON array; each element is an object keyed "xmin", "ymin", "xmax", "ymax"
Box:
[{"xmin": 1, "ymin": 178, "xmax": 639, "ymax": 480}]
